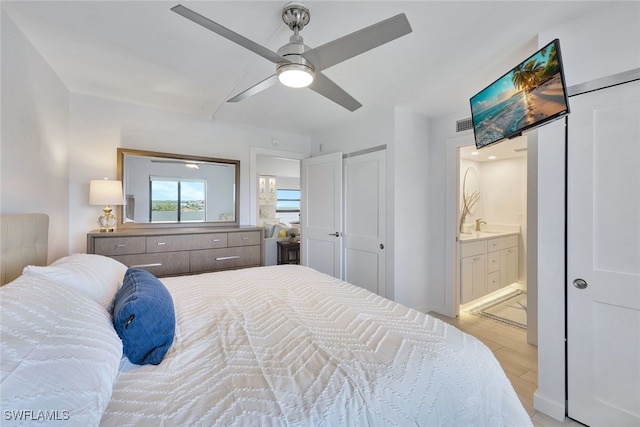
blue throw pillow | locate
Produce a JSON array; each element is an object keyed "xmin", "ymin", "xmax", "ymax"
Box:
[{"xmin": 113, "ymin": 268, "xmax": 175, "ymax": 365}]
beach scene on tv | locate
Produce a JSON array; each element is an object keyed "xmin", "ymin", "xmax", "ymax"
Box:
[{"xmin": 471, "ymin": 41, "xmax": 568, "ymax": 148}]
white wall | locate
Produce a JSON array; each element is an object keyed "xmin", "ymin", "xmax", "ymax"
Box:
[
  {"xmin": 481, "ymin": 157, "xmax": 527, "ymax": 284},
  {"xmin": 526, "ymin": 131, "xmax": 539, "ymax": 347},
  {"xmin": 425, "ymin": 1, "xmax": 639, "ymax": 419},
  {"xmin": 310, "ymin": 108, "xmax": 396, "ymax": 296},
  {"xmin": 67, "ymin": 93, "xmax": 311, "ymax": 253},
  {"xmin": 480, "ymin": 158, "xmax": 526, "ymax": 226},
  {"xmin": 534, "ymin": 1, "xmax": 640, "ymax": 420},
  {"xmin": 1, "ymin": 10, "xmax": 311, "ymax": 258},
  {"xmin": 426, "ymin": 112, "xmax": 469, "ymax": 313},
  {"xmin": 0, "ymin": 11, "xmax": 69, "ymax": 262},
  {"xmin": 309, "ymin": 106, "xmax": 430, "ymax": 309},
  {"xmin": 392, "ymin": 107, "xmax": 430, "ymax": 310},
  {"xmin": 459, "ymin": 156, "xmax": 527, "ymax": 284},
  {"xmin": 310, "ymin": 108, "xmax": 394, "ymax": 156}
]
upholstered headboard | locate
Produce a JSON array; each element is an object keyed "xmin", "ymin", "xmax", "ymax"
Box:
[{"xmin": 0, "ymin": 213, "xmax": 49, "ymax": 286}]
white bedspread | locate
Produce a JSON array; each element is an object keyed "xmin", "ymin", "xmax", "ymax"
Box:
[{"xmin": 101, "ymin": 265, "xmax": 531, "ymax": 426}]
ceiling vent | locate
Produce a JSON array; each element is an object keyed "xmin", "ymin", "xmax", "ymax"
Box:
[{"xmin": 456, "ymin": 117, "xmax": 473, "ymax": 133}]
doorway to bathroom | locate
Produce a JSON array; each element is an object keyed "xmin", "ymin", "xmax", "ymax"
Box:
[{"xmin": 457, "ymin": 137, "xmax": 528, "ymax": 333}]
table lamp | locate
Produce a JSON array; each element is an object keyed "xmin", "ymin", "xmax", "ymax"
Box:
[{"xmin": 89, "ymin": 179, "xmax": 123, "ymax": 232}]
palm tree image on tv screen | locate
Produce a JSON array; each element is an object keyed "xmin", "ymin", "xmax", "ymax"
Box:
[{"xmin": 471, "ymin": 39, "xmax": 569, "ymax": 148}]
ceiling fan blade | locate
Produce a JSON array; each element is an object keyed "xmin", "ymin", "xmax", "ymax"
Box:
[
  {"xmin": 309, "ymin": 72, "xmax": 362, "ymax": 112},
  {"xmin": 302, "ymin": 13, "xmax": 412, "ymax": 71},
  {"xmin": 227, "ymin": 75, "xmax": 279, "ymax": 103},
  {"xmin": 171, "ymin": 4, "xmax": 287, "ymax": 65}
]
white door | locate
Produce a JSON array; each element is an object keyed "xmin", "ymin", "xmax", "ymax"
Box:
[
  {"xmin": 343, "ymin": 150, "xmax": 386, "ymax": 296},
  {"xmin": 301, "ymin": 152, "xmax": 343, "ymax": 278},
  {"xmin": 567, "ymin": 80, "xmax": 640, "ymax": 426}
]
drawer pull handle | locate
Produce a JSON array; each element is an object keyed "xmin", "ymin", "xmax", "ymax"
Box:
[
  {"xmin": 242, "ymin": 237, "xmax": 249, "ymax": 240},
  {"xmin": 157, "ymin": 242, "xmax": 166, "ymax": 246},
  {"xmin": 116, "ymin": 244, "xmax": 127, "ymax": 248},
  {"xmin": 212, "ymin": 239, "xmax": 221, "ymax": 242},
  {"xmin": 215, "ymin": 256, "xmax": 240, "ymax": 261},
  {"xmin": 130, "ymin": 263, "xmax": 162, "ymax": 268}
]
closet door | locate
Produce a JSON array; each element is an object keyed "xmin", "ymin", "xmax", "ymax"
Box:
[
  {"xmin": 567, "ymin": 80, "xmax": 640, "ymax": 426},
  {"xmin": 343, "ymin": 149, "xmax": 386, "ymax": 296},
  {"xmin": 301, "ymin": 152, "xmax": 343, "ymax": 278}
]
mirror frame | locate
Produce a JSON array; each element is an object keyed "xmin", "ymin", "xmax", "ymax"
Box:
[
  {"xmin": 116, "ymin": 148, "xmax": 240, "ymax": 228},
  {"xmin": 462, "ymin": 166, "xmax": 480, "ymax": 215}
]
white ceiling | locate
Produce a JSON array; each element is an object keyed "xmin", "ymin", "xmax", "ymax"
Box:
[
  {"xmin": 3, "ymin": 1, "xmax": 610, "ymax": 135},
  {"xmin": 459, "ymin": 135, "xmax": 527, "ymax": 162}
]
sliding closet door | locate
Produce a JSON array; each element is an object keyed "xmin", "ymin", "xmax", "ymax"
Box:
[
  {"xmin": 343, "ymin": 149, "xmax": 386, "ymax": 296},
  {"xmin": 567, "ymin": 80, "xmax": 640, "ymax": 426}
]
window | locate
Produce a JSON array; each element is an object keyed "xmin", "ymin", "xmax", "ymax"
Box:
[
  {"xmin": 149, "ymin": 177, "xmax": 206, "ymax": 222},
  {"xmin": 276, "ymin": 189, "xmax": 300, "ymax": 213}
]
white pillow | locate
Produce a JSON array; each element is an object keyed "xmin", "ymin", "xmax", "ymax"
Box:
[
  {"xmin": 0, "ymin": 274, "xmax": 123, "ymax": 426},
  {"xmin": 264, "ymin": 223, "xmax": 276, "ymax": 238},
  {"xmin": 23, "ymin": 253, "xmax": 127, "ymax": 310}
]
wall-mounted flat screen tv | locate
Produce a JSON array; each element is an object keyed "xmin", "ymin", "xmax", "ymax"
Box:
[{"xmin": 470, "ymin": 39, "xmax": 570, "ymax": 149}]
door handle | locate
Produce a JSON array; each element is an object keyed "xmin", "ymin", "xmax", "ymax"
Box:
[
  {"xmin": 379, "ymin": 243, "xmax": 384, "ymax": 249},
  {"xmin": 329, "ymin": 232, "xmax": 341, "ymax": 237},
  {"xmin": 573, "ymin": 278, "xmax": 588, "ymax": 289}
]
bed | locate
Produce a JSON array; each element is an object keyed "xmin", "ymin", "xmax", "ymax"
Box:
[{"xmin": 0, "ymin": 214, "xmax": 531, "ymax": 426}]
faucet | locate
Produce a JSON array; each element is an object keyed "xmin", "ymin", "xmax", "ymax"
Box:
[{"xmin": 475, "ymin": 219, "xmax": 487, "ymax": 231}]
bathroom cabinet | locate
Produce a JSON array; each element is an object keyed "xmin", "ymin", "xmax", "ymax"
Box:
[
  {"xmin": 461, "ymin": 253, "xmax": 487, "ymax": 304},
  {"xmin": 500, "ymin": 246, "xmax": 519, "ymax": 287},
  {"xmin": 460, "ymin": 233, "xmax": 519, "ymax": 304}
]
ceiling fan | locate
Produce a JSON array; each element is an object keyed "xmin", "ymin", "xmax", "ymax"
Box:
[{"xmin": 171, "ymin": 2, "xmax": 412, "ymax": 111}]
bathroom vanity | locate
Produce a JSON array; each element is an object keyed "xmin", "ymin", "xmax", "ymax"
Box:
[{"xmin": 459, "ymin": 231, "xmax": 519, "ymax": 305}]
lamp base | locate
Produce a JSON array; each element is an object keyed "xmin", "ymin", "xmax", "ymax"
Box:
[{"xmin": 98, "ymin": 205, "xmax": 117, "ymax": 233}]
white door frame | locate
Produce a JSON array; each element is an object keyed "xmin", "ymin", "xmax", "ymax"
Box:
[
  {"xmin": 249, "ymin": 147, "xmax": 308, "ymax": 226},
  {"xmin": 444, "ymin": 133, "xmax": 475, "ymax": 317}
]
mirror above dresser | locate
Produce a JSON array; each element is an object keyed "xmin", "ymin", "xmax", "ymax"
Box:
[{"xmin": 117, "ymin": 148, "xmax": 240, "ymax": 228}]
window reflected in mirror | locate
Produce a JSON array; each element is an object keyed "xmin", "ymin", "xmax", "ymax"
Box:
[{"xmin": 117, "ymin": 149, "xmax": 239, "ymax": 227}]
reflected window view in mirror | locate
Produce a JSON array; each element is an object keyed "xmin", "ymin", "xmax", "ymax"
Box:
[
  {"xmin": 117, "ymin": 149, "xmax": 239, "ymax": 227},
  {"xmin": 150, "ymin": 178, "xmax": 207, "ymax": 222}
]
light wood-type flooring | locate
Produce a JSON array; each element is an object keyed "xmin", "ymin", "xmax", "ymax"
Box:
[{"xmin": 429, "ymin": 309, "xmax": 584, "ymax": 426}]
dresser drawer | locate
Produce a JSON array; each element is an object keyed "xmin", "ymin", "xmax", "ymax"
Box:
[
  {"xmin": 487, "ymin": 250, "xmax": 500, "ymax": 273},
  {"xmin": 190, "ymin": 246, "xmax": 261, "ymax": 272},
  {"xmin": 111, "ymin": 252, "xmax": 190, "ymax": 276},
  {"xmin": 500, "ymin": 235, "xmax": 519, "ymax": 249},
  {"xmin": 461, "ymin": 240, "xmax": 487, "ymax": 258},
  {"xmin": 488, "ymin": 235, "xmax": 519, "ymax": 252},
  {"xmin": 228, "ymin": 231, "xmax": 261, "ymax": 247},
  {"xmin": 146, "ymin": 233, "xmax": 229, "ymax": 252},
  {"xmin": 88, "ymin": 226, "xmax": 264, "ymax": 277},
  {"xmin": 199, "ymin": 233, "xmax": 228, "ymax": 249},
  {"xmin": 94, "ymin": 236, "xmax": 146, "ymax": 256}
]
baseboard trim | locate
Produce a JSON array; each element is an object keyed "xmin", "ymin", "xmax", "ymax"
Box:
[{"xmin": 533, "ymin": 390, "xmax": 566, "ymax": 421}]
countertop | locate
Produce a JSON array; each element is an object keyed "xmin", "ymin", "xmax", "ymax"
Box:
[{"xmin": 459, "ymin": 230, "xmax": 519, "ymax": 242}]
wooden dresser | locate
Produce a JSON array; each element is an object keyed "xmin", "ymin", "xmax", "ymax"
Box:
[{"xmin": 87, "ymin": 226, "xmax": 264, "ymax": 277}]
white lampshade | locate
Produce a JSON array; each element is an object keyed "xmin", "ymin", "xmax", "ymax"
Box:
[
  {"xmin": 89, "ymin": 179, "xmax": 123, "ymax": 206},
  {"xmin": 277, "ymin": 63, "xmax": 315, "ymax": 88}
]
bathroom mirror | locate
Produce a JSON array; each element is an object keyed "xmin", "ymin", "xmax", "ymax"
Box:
[
  {"xmin": 459, "ymin": 166, "xmax": 481, "ymax": 233},
  {"xmin": 462, "ymin": 167, "xmax": 480, "ymax": 214},
  {"xmin": 116, "ymin": 148, "xmax": 239, "ymax": 228}
]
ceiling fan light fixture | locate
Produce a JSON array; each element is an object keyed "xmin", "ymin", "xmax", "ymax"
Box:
[{"xmin": 277, "ymin": 63, "xmax": 315, "ymax": 88}]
